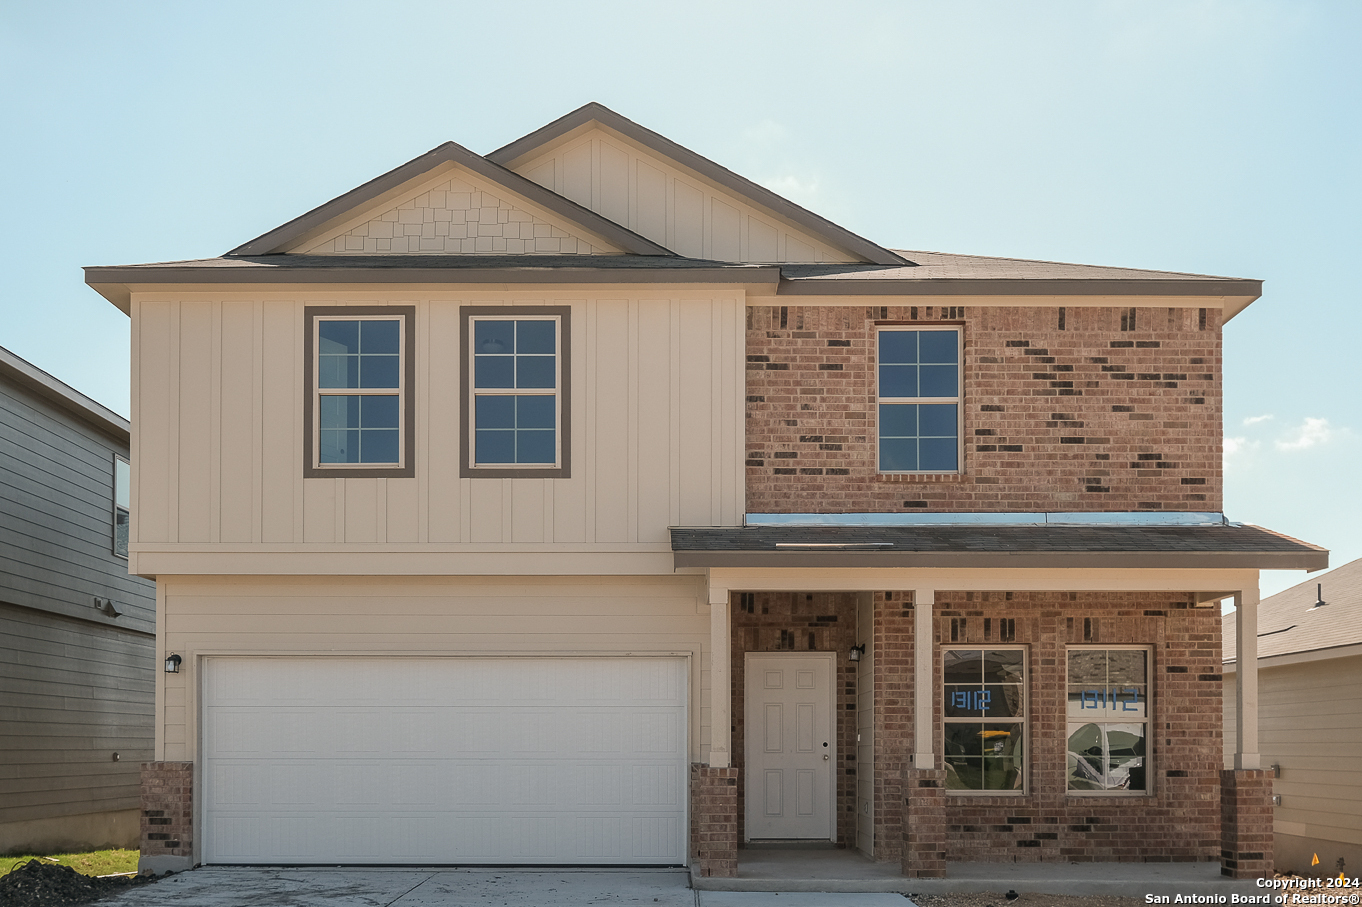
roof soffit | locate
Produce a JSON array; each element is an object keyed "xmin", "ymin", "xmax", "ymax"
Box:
[
  {"xmin": 487, "ymin": 103, "xmax": 910, "ymax": 267},
  {"xmin": 227, "ymin": 140, "xmax": 673, "ymax": 258}
]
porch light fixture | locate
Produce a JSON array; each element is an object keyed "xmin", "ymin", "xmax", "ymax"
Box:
[
  {"xmin": 164, "ymin": 653, "xmax": 182, "ymax": 674},
  {"xmin": 849, "ymin": 644, "xmax": 866, "ymax": 662}
]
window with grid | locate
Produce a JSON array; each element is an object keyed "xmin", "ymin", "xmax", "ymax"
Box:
[
  {"xmin": 877, "ymin": 327, "xmax": 961, "ymax": 472},
  {"xmin": 305, "ymin": 307, "xmax": 414, "ymax": 478},
  {"xmin": 462, "ymin": 307, "xmax": 569, "ymax": 477},
  {"xmin": 943, "ymin": 648, "xmax": 1025, "ymax": 792},
  {"xmin": 1066, "ymin": 647, "xmax": 1149, "ymax": 794}
]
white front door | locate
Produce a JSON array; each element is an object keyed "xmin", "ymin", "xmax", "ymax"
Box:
[{"xmin": 744, "ymin": 652, "xmax": 835, "ymax": 841}]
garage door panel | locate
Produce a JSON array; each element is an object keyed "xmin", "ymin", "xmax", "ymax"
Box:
[{"xmin": 203, "ymin": 657, "xmax": 687, "ymax": 864}]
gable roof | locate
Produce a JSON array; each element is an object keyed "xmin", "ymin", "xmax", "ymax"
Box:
[
  {"xmin": 0, "ymin": 345, "xmax": 129, "ymax": 443},
  {"xmin": 1223, "ymin": 557, "xmax": 1362, "ymax": 666},
  {"xmin": 227, "ymin": 139, "xmax": 673, "ymax": 258},
  {"xmin": 487, "ymin": 103, "xmax": 910, "ymax": 267}
]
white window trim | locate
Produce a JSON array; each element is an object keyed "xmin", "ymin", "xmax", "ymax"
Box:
[
  {"xmin": 1065, "ymin": 644, "xmax": 1153, "ymax": 798},
  {"xmin": 875, "ymin": 325, "xmax": 963, "ymax": 474},
  {"xmin": 466, "ymin": 313, "xmax": 563, "ymax": 473},
  {"xmin": 308, "ymin": 312, "xmax": 410, "ymax": 475},
  {"xmin": 942, "ymin": 645, "xmax": 1027, "ymax": 796},
  {"xmin": 112, "ymin": 454, "xmax": 130, "ymax": 559}
]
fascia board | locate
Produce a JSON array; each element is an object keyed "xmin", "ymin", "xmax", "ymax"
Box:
[
  {"xmin": 82, "ymin": 264, "xmax": 779, "ymax": 290},
  {"xmin": 673, "ymin": 550, "xmax": 1329, "ymax": 571},
  {"xmin": 777, "ymin": 277, "xmax": 1264, "ymax": 299},
  {"xmin": 0, "ymin": 345, "xmax": 129, "ymax": 442},
  {"xmin": 487, "ymin": 102, "xmax": 910, "ymax": 267},
  {"xmin": 226, "ymin": 140, "xmax": 674, "ymax": 258}
]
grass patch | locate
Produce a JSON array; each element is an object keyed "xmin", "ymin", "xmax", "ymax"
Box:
[{"xmin": 0, "ymin": 849, "xmax": 139, "ymax": 877}]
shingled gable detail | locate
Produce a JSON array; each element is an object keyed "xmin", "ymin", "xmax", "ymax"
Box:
[
  {"xmin": 226, "ymin": 139, "xmax": 673, "ymax": 258},
  {"xmin": 487, "ymin": 102, "xmax": 911, "ymax": 267}
]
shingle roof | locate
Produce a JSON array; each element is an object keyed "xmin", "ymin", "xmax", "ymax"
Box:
[
  {"xmin": 671, "ymin": 523, "xmax": 1326, "ymax": 570},
  {"xmin": 778, "ymin": 249, "xmax": 1260, "ymax": 298},
  {"xmin": 1223, "ymin": 557, "xmax": 1362, "ymax": 665}
]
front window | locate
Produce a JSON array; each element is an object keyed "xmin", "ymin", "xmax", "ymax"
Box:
[
  {"xmin": 943, "ymin": 648, "xmax": 1025, "ymax": 792},
  {"xmin": 877, "ymin": 327, "xmax": 961, "ymax": 472},
  {"xmin": 113, "ymin": 455, "xmax": 129, "ymax": 558},
  {"xmin": 304, "ymin": 306, "xmax": 415, "ymax": 478},
  {"xmin": 1067, "ymin": 647, "xmax": 1150, "ymax": 794},
  {"xmin": 461, "ymin": 306, "xmax": 570, "ymax": 478}
]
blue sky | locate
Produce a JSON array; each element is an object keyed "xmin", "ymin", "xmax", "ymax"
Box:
[{"xmin": 2, "ymin": 1, "xmax": 1356, "ymax": 596}]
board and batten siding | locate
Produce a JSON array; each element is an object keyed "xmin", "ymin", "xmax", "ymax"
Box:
[
  {"xmin": 155, "ymin": 575, "xmax": 713, "ymax": 766},
  {"xmin": 510, "ymin": 127, "xmax": 858, "ymax": 264},
  {"xmin": 0, "ymin": 369, "xmax": 155, "ymax": 844},
  {"xmin": 131, "ymin": 292, "xmax": 744, "ymax": 558},
  {"xmin": 1224, "ymin": 657, "xmax": 1362, "ymax": 870}
]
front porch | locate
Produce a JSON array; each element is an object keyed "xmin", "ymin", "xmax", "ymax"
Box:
[
  {"xmin": 686, "ymin": 561, "xmax": 1284, "ymax": 882},
  {"xmin": 691, "ymin": 846, "xmax": 1265, "ymax": 898}
]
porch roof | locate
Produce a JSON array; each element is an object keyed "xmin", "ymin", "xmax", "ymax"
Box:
[{"xmin": 670, "ymin": 523, "xmax": 1327, "ymax": 570}]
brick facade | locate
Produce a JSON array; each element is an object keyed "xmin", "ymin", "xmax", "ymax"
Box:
[
  {"xmin": 730, "ymin": 592, "xmax": 858, "ymax": 847},
  {"xmin": 140, "ymin": 762, "xmax": 192, "ymax": 870},
  {"xmin": 902, "ymin": 768, "xmax": 948, "ymax": 877},
  {"xmin": 871, "ymin": 591, "xmax": 1222, "ymax": 863},
  {"xmin": 745, "ymin": 304, "xmax": 1222, "ymax": 513},
  {"xmin": 1221, "ymin": 769, "xmax": 1274, "ymax": 878},
  {"xmin": 690, "ymin": 764, "xmax": 738, "ymax": 877}
]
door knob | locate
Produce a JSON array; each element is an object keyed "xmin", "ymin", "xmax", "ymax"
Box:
[{"xmin": 823, "ymin": 754, "xmax": 829, "ymax": 761}]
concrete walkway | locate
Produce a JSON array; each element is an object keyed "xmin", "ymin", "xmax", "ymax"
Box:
[
  {"xmin": 693, "ymin": 848, "xmax": 1266, "ymax": 898},
  {"xmin": 100, "ymin": 867, "xmax": 915, "ymax": 906}
]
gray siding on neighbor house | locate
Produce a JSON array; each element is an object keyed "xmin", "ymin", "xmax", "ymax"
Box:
[{"xmin": 0, "ymin": 368, "xmax": 156, "ymax": 828}]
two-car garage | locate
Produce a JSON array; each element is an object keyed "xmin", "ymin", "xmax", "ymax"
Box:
[{"xmin": 200, "ymin": 656, "xmax": 689, "ymax": 864}]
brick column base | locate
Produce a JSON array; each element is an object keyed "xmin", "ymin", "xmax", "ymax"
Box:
[
  {"xmin": 1221, "ymin": 769, "xmax": 1273, "ymax": 879},
  {"xmin": 902, "ymin": 768, "xmax": 947, "ymax": 878},
  {"xmin": 140, "ymin": 762, "xmax": 193, "ymax": 874},
  {"xmin": 690, "ymin": 763, "xmax": 738, "ymax": 878}
]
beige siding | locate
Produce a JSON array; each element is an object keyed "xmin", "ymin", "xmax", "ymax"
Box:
[
  {"xmin": 131, "ymin": 291, "xmax": 744, "ymax": 560},
  {"xmin": 1225, "ymin": 656, "xmax": 1362, "ymax": 846},
  {"xmin": 510, "ymin": 125, "xmax": 859, "ymax": 264},
  {"xmin": 292, "ymin": 167, "xmax": 619, "ymax": 256},
  {"xmin": 156, "ymin": 575, "xmax": 713, "ymax": 764}
]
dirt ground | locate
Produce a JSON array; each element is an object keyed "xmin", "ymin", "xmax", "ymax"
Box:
[
  {"xmin": 0, "ymin": 860, "xmax": 155, "ymax": 907},
  {"xmin": 910, "ymin": 895, "xmax": 1140, "ymax": 907}
]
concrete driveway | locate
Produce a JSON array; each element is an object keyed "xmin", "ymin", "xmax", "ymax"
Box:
[{"xmin": 100, "ymin": 867, "xmax": 915, "ymax": 907}]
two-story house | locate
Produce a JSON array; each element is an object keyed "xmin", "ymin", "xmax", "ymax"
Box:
[
  {"xmin": 84, "ymin": 103, "xmax": 1325, "ymax": 879},
  {"xmin": 1, "ymin": 345, "xmax": 156, "ymax": 854}
]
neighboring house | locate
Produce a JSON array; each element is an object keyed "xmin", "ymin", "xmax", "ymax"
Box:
[
  {"xmin": 83, "ymin": 102, "xmax": 1325, "ymax": 879},
  {"xmin": 1224, "ymin": 559, "xmax": 1362, "ymax": 876},
  {"xmin": 0, "ymin": 345, "xmax": 156, "ymax": 854}
]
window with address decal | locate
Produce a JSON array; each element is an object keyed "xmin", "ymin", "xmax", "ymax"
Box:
[
  {"xmin": 1067, "ymin": 647, "xmax": 1149, "ymax": 794},
  {"xmin": 942, "ymin": 648, "xmax": 1025, "ymax": 793}
]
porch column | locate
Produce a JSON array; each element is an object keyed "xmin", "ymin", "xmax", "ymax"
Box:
[
  {"xmin": 1233, "ymin": 585, "xmax": 1259, "ymax": 770},
  {"xmin": 709, "ymin": 579, "xmax": 732, "ymax": 768},
  {"xmin": 913, "ymin": 588, "xmax": 934, "ymax": 769}
]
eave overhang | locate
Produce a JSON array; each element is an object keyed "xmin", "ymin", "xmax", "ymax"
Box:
[{"xmin": 670, "ymin": 524, "xmax": 1328, "ymax": 572}]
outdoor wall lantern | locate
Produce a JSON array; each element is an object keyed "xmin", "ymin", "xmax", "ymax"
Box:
[
  {"xmin": 164, "ymin": 653, "xmax": 182, "ymax": 674},
  {"xmin": 849, "ymin": 644, "xmax": 866, "ymax": 662}
]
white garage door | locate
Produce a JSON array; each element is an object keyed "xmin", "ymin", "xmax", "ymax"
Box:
[{"xmin": 202, "ymin": 657, "xmax": 688, "ymax": 864}]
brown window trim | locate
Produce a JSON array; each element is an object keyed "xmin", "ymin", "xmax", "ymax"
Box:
[
  {"xmin": 303, "ymin": 305, "xmax": 416, "ymax": 479},
  {"xmin": 459, "ymin": 305, "xmax": 571, "ymax": 479}
]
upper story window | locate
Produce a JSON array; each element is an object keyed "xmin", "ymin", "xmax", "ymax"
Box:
[
  {"xmin": 460, "ymin": 306, "xmax": 571, "ymax": 478},
  {"xmin": 943, "ymin": 648, "xmax": 1025, "ymax": 793},
  {"xmin": 877, "ymin": 326, "xmax": 961, "ymax": 473},
  {"xmin": 1067, "ymin": 647, "xmax": 1149, "ymax": 794},
  {"xmin": 304, "ymin": 306, "xmax": 415, "ymax": 479},
  {"xmin": 113, "ymin": 455, "xmax": 129, "ymax": 558}
]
